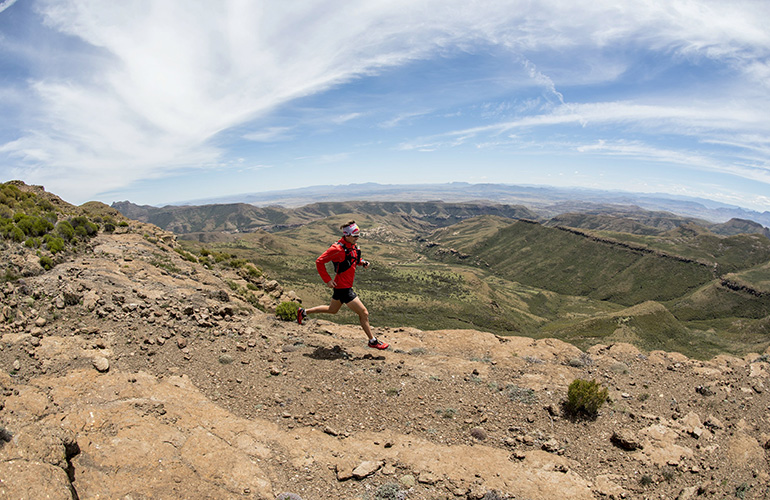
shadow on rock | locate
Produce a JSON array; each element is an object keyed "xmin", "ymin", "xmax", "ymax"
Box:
[{"xmin": 305, "ymin": 345, "xmax": 351, "ymax": 360}]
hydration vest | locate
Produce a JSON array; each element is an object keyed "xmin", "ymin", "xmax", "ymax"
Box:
[{"xmin": 332, "ymin": 242, "xmax": 361, "ymax": 275}]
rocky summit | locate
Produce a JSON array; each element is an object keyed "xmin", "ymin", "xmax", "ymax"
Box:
[{"xmin": 1, "ymin": 219, "xmax": 769, "ymax": 499}]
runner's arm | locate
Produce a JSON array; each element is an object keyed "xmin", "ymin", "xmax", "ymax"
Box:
[{"xmin": 315, "ymin": 245, "xmax": 343, "ymax": 284}]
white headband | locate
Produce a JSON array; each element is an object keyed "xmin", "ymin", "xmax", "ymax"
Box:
[{"xmin": 342, "ymin": 223, "xmax": 359, "ymax": 236}]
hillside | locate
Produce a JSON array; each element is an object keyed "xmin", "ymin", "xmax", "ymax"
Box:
[
  {"xmin": 162, "ymin": 182, "xmax": 770, "ymax": 228},
  {"xmin": 141, "ymin": 199, "xmax": 770, "ymax": 360},
  {"xmin": 546, "ymin": 209, "xmax": 770, "ymax": 239},
  {"xmin": 112, "ymin": 200, "xmax": 539, "ymax": 235},
  {"xmin": 2, "ymin": 182, "xmax": 769, "ymax": 499}
]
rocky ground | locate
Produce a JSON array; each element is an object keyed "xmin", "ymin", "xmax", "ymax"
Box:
[{"xmin": 1, "ymin": 224, "xmax": 769, "ymax": 500}]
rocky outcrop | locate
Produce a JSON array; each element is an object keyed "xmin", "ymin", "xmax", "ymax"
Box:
[{"xmin": 1, "ymin": 228, "xmax": 769, "ymax": 500}]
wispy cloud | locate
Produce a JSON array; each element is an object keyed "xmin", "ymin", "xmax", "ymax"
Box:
[
  {"xmin": 402, "ymin": 98, "xmax": 770, "ymax": 179},
  {"xmin": 0, "ymin": 0, "xmax": 18, "ymax": 15},
  {"xmin": 0, "ymin": 0, "xmax": 769, "ymax": 205},
  {"xmin": 243, "ymin": 127, "xmax": 294, "ymax": 143},
  {"xmin": 330, "ymin": 113, "xmax": 363, "ymax": 125}
]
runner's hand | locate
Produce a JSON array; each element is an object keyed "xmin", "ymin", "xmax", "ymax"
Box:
[
  {"xmin": 326, "ymin": 279, "xmax": 337, "ymax": 288},
  {"xmin": 362, "ymin": 260, "xmax": 370, "ymax": 269}
]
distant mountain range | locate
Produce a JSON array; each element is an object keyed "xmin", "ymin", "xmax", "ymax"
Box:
[
  {"xmin": 111, "ymin": 198, "xmax": 770, "ymax": 240},
  {"xmin": 164, "ymin": 182, "xmax": 770, "ymax": 228}
]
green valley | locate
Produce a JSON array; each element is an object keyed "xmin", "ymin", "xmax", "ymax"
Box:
[{"xmin": 121, "ymin": 200, "xmax": 770, "ymax": 360}]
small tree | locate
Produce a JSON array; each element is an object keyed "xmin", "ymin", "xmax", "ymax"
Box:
[{"xmin": 565, "ymin": 378, "xmax": 608, "ymax": 418}]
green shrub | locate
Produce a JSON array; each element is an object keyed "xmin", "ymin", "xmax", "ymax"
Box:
[
  {"xmin": 39, "ymin": 254, "xmax": 54, "ymax": 270},
  {"xmin": 56, "ymin": 220, "xmax": 75, "ymax": 241},
  {"xmin": 174, "ymin": 247, "xmax": 198, "ymax": 262},
  {"xmin": 7, "ymin": 226, "xmax": 24, "ymax": 242},
  {"xmin": 565, "ymin": 379, "xmax": 608, "ymax": 418},
  {"xmin": 275, "ymin": 301, "xmax": 300, "ymax": 321},
  {"xmin": 71, "ymin": 216, "xmax": 98, "ymax": 237},
  {"xmin": 242, "ymin": 264, "xmax": 262, "ymax": 278},
  {"xmin": 228, "ymin": 258, "xmax": 248, "ymax": 268},
  {"xmin": 45, "ymin": 236, "xmax": 65, "ymax": 254},
  {"xmin": 14, "ymin": 214, "xmax": 53, "ymax": 237}
]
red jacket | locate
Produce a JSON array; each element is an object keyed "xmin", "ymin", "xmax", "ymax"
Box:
[{"xmin": 316, "ymin": 238, "xmax": 361, "ymax": 289}]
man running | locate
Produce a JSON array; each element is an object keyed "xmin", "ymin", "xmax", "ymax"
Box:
[{"xmin": 297, "ymin": 220, "xmax": 388, "ymax": 350}]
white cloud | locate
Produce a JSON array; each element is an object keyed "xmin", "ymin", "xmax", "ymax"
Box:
[
  {"xmin": 0, "ymin": 0, "xmax": 17, "ymax": 14},
  {"xmin": 1, "ymin": 0, "xmax": 769, "ymax": 202},
  {"xmin": 243, "ymin": 127, "xmax": 294, "ymax": 143}
]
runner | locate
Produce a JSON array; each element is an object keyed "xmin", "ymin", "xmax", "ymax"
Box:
[{"xmin": 297, "ymin": 220, "xmax": 388, "ymax": 350}]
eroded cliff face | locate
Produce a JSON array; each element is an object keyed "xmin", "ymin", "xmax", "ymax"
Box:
[{"xmin": 1, "ymin": 228, "xmax": 769, "ymax": 500}]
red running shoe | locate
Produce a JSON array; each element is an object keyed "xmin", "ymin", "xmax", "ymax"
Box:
[
  {"xmin": 297, "ymin": 308, "xmax": 307, "ymax": 325},
  {"xmin": 368, "ymin": 338, "xmax": 389, "ymax": 350}
]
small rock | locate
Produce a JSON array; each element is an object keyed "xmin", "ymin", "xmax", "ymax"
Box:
[
  {"xmin": 400, "ymin": 474, "xmax": 416, "ymax": 488},
  {"xmin": 611, "ymin": 429, "xmax": 643, "ymax": 451},
  {"xmin": 176, "ymin": 337, "xmax": 188, "ymax": 349},
  {"xmin": 542, "ymin": 438, "xmax": 560, "ymax": 453},
  {"xmin": 468, "ymin": 484, "xmax": 488, "ymax": 499},
  {"xmin": 335, "ymin": 464, "xmax": 354, "ymax": 482},
  {"xmin": 677, "ymin": 485, "xmax": 699, "ymax": 500},
  {"xmin": 92, "ymin": 356, "xmax": 110, "ymax": 373},
  {"xmin": 12, "ymin": 359, "xmax": 21, "ymax": 371},
  {"xmin": 352, "ymin": 460, "xmax": 383, "ymax": 479},
  {"xmin": 34, "ymin": 317, "xmax": 47, "ymax": 327},
  {"xmin": 469, "ymin": 427, "xmax": 487, "ymax": 441},
  {"xmin": 83, "ymin": 290, "xmax": 100, "ymax": 311},
  {"xmin": 418, "ymin": 471, "xmax": 440, "ymax": 485},
  {"xmin": 705, "ymin": 415, "xmax": 724, "ymax": 430}
]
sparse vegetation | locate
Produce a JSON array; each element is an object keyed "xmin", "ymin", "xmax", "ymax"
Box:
[
  {"xmin": 506, "ymin": 384, "xmax": 537, "ymax": 404},
  {"xmin": 174, "ymin": 247, "xmax": 198, "ymax": 263},
  {"xmin": 167, "ymin": 198, "xmax": 770, "ymax": 358},
  {"xmin": 275, "ymin": 301, "xmax": 300, "ymax": 321},
  {"xmin": 372, "ymin": 482, "xmax": 407, "ymax": 500},
  {"xmin": 3, "ymin": 186, "xmax": 769, "ymax": 500},
  {"xmin": 39, "ymin": 254, "xmax": 54, "ymax": 270},
  {"xmin": 565, "ymin": 379, "xmax": 609, "ymax": 418},
  {"xmin": 0, "ymin": 182, "xmax": 108, "ymax": 273},
  {"xmin": 275, "ymin": 493, "xmax": 303, "ymax": 500},
  {"xmin": 149, "ymin": 253, "xmax": 183, "ymax": 275},
  {"xmin": 736, "ymin": 482, "xmax": 752, "ymax": 499}
]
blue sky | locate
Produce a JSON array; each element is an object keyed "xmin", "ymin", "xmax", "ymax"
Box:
[{"xmin": 1, "ymin": 0, "xmax": 769, "ymax": 211}]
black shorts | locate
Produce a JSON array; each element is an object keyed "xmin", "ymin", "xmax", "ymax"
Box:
[{"xmin": 332, "ymin": 288, "xmax": 357, "ymax": 304}]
